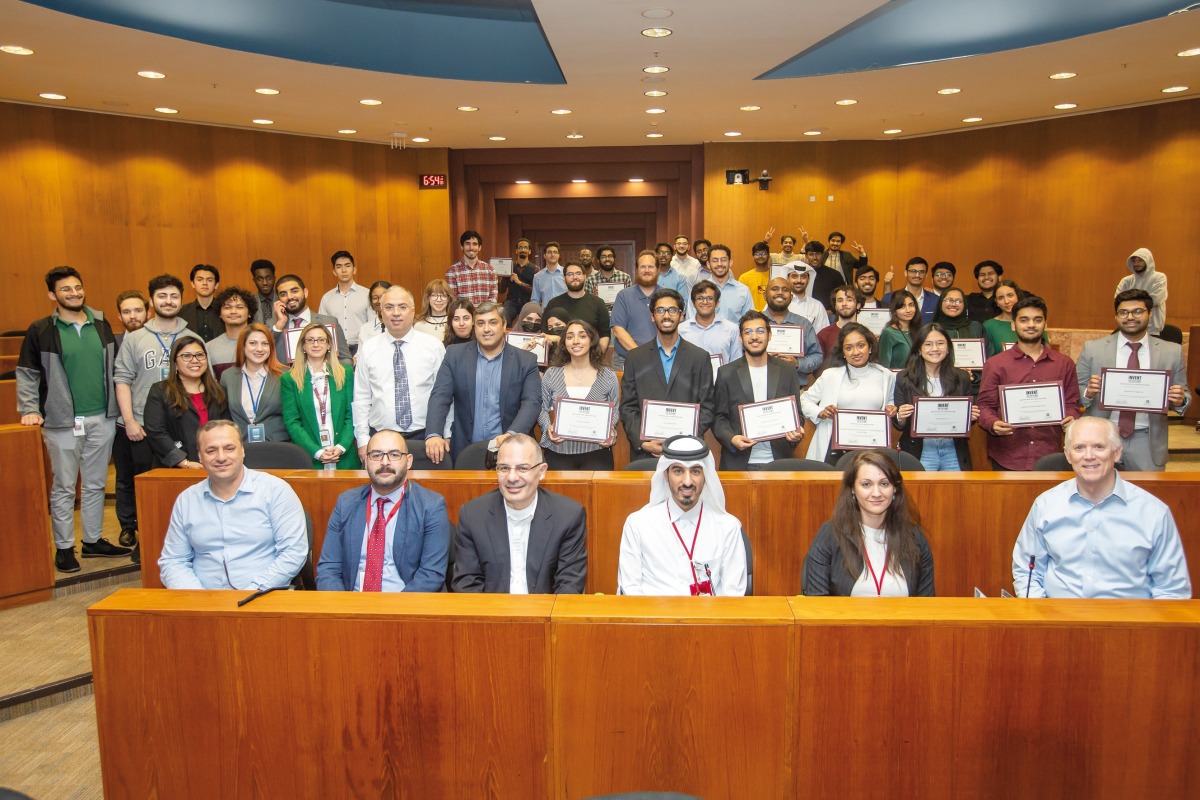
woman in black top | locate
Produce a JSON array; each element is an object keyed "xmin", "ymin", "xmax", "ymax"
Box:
[{"xmin": 892, "ymin": 323, "xmax": 979, "ymax": 471}]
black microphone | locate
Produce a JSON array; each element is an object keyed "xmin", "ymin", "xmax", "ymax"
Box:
[
  {"xmin": 237, "ymin": 585, "xmax": 293, "ymax": 607},
  {"xmin": 1025, "ymin": 555, "xmax": 1035, "ymax": 598}
]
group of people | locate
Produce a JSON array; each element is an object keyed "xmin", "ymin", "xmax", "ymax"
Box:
[{"xmin": 14, "ymin": 230, "xmax": 1189, "ymax": 601}]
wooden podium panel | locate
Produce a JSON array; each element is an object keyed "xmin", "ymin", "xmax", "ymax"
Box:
[
  {"xmin": 790, "ymin": 598, "xmax": 1200, "ymax": 799},
  {"xmin": 89, "ymin": 590, "xmax": 554, "ymax": 800},
  {"xmin": 551, "ymin": 595, "xmax": 796, "ymax": 800},
  {"xmin": 0, "ymin": 425, "xmax": 53, "ymax": 608}
]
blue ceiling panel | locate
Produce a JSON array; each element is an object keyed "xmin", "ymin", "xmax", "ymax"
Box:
[{"xmin": 26, "ymin": 0, "xmax": 565, "ymax": 84}]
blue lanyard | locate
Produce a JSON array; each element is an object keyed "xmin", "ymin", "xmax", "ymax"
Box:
[
  {"xmin": 243, "ymin": 372, "xmax": 267, "ymax": 416},
  {"xmin": 151, "ymin": 329, "xmax": 179, "ymax": 361}
]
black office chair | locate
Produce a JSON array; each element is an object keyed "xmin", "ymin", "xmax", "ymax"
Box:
[
  {"xmin": 741, "ymin": 529, "xmax": 753, "ymax": 596},
  {"xmin": 0, "ymin": 331, "xmax": 25, "ymax": 337},
  {"xmin": 406, "ymin": 436, "xmax": 452, "ymax": 471},
  {"xmin": 244, "ymin": 441, "xmax": 315, "ymax": 470},
  {"xmin": 757, "ymin": 458, "xmax": 838, "ymax": 472},
  {"xmin": 0, "ymin": 370, "xmax": 14, "ymax": 381},
  {"xmin": 1155, "ymin": 324, "xmax": 1184, "ymax": 345},
  {"xmin": 835, "ymin": 448, "xmax": 925, "ymax": 472},
  {"xmin": 1032, "ymin": 452, "xmax": 1070, "ymax": 471},
  {"xmin": 622, "ymin": 458, "xmax": 660, "ymax": 471},
  {"xmin": 454, "ymin": 440, "xmax": 491, "ymax": 470},
  {"xmin": 292, "ymin": 510, "xmax": 316, "ymax": 591}
]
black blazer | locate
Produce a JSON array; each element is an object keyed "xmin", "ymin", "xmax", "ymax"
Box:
[
  {"xmin": 452, "ymin": 488, "xmax": 587, "ymax": 594},
  {"xmin": 142, "ymin": 381, "xmax": 232, "ymax": 467},
  {"xmin": 892, "ymin": 367, "xmax": 976, "ymax": 469},
  {"xmin": 618, "ymin": 337, "xmax": 715, "ymax": 457},
  {"xmin": 712, "ymin": 356, "xmax": 802, "ymax": 470},
  {"xmin": 801, "ymin": 521, "xmax": 936, "ymax": 596},
  {"xmin": 810, "ymin": 265, "xmax": 847, "ymax": 312},
  {"xmin": 822, "ymin": 250, "xmax": 865, "ymax": 285}
]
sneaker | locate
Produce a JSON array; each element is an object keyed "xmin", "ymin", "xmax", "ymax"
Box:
[
  {"xmin": 81, "ymin": 538, "xmax": 133, "ymax": 559},
  {"xmin": 55, "ymin": 548, "xmax": 81, "ymax": 573},
  {"xmin": 118, "ymin": 528, "xmax": 138, "ymax": 547},
  {"xmin": 130, "ymin": 545, "xmax": 140, "ymax": 566}
]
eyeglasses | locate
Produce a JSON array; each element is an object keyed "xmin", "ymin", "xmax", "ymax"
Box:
[
  {"xmin": 742, "ymin": 327, "xmax": 769, "ymax": 336},
  {"xmin": 303, "ymin": 337, "xmax": 330, "ymax": 345},
  {"xmin": 177, "ymin": 352, "xmax": 207, "ymax": 362},
  {"xmin": 429, "ymin": 293, "xmax": 448, "ymax": 299},
  {"xmin": 496, "ymin": 464, "xmax": 540, "ymax": 476},
  {"xmin": 943, "ymin": 298, "xmax": 963, "ymax": 305},
  {"xmin": 653, "ymin": 307, "xmax": 682, "ymax": 317},
  {"xmin": 906, "ymin": 269, "xmax": 928, "ymax": 275},
  {"xmin": 693, "ymin": 295, "xmax": 717, "ymax": 304},
  {"xmin": 366, "ymin": 450, "xmax": 409, "ymax": 463},
  {"xmin": 1116, "ymin": 308, "xmax": 1148, "ymax": 318}
]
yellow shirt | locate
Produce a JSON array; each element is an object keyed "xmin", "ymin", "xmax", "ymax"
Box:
[{"xmin": 738, "ymin": 268, "xmax": 771, "ymax": 311}]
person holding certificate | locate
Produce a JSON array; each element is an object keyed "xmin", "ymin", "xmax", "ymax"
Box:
[
  {"xmin": 977, "ymin": 296, "xmax": 1080, "ymax": 471},
  {"xmin": 537, "ymin": 320, "xmax": 619, "ymax": 470},
  {"xmin": 219, "ymin": 323, "xmax": 290, "ymax": 444},
  {"xmin": 1075, "ymin": 289, "xmax": 1189, "ymax": 471},
  {"xmin": 893, "ymin": 323, "xmax": 979, "ymax": 471},
  {"xmin": 801, "ymin": 450, "xmax": 935, "ymax": 597},
  {"xmin": 800, "ymin": 324, "xmax": 897, "ymax": 465},
  {"xmin": 878, "ymin": 290, "xmax": 918, "ymax": 368},
  {"xmin": 281, "ymin": 322, "xmax": 361, "ymax": 470},
  {"xmin": 712, "ymin": 311, "xmax": 805, "ymax": 470},
  {"xmin": 932, "ymin": 287, "xmax": 984, "ymax": 390}
]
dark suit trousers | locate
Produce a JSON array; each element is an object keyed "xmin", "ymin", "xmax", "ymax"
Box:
[{"xmin": 111, "ymin": 424, "xmax": 155, "ymax": 530}]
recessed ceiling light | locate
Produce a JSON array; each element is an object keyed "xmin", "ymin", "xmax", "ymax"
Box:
[
  {"xmin": 338, "ymin": 129, "xmax": 357, "ymax": 134},
  {"xmin": 645, "ymin": 90, "xmax": 668, "ymax": 98},
  {"xmin": 646, "ymin": 132, "xmax": 664, "ymax": 138},
  {"xmin": 359, "ymin": 99, "xmax": 382, "ymax": 106},
  {"xmin": 884, "ymin": 128, "xmax": 902, "ymax": 134},
  {"xmin": 643, "ymin": 65, "xmax": 669, "ymax": 74},
  {"xmin": 39, "ymin": 93, "xmax": 67, "ymax": 100},
  {"xmin": 1, "ymin": 45, "xmax": 34, "ymax": 56},
  {"xmin": 488, "ymin": 135, "xmax": 506, "ymax": 141},
  {"xmin": 646, "ymin": 108, "xmax": 666, "ymax": 114},
  {"xmin": 252, "ymin": 119, "xmax": 274, "ymax": 125},
  {"xmin": 515, "ymin": 180, "xmax": 531, "ymax": 184},
  {"xmin": 1162, "ymin": 86, "xmax": 1189, "ymax": 93},
  {"xmin": 803, "ymin": 130, "xmax": 822, "ymax": 136},
  {"xmin": 642, "ymin": 8, "xmax": 673, "ymax": 19},
  {"xmin": 740, "ymin": 105, "xmax": 761, "ymax": 112},
  {"xmin": 137, "ymin": 71, "xmax": 165, "ymax": 80},
  {"xmin": 1049, "ymin": 72, "xmax": 1076, "ymax": 80},
  {"xmin": 835, "ymin": 99, "xmax": 857, "ymax": 106},
  {"xmin": 411, "ymin": 137, "xmax": 429, "ymax": 143},
  {"xmin": 255, "ymin": 88, "xmax": 280, "ymax": 95},
  {"xmin": 1053, "ymin": 103, "xmax": 1077, "ymax": 110},
  {"xmin": 566, "ymin": 132, "xmax": 584, "ymax": 139},
  {"xmin": 937, "ymin": 88, "xmax": 961, "ymax": 95},
  {"xmin": 723, "ymin": 131, "xmax": 742, "ymax": 137},
  {"xmin": 962, "ymin": 117, "xmax": 983, "ymax": 123},
  {"xmin": 571, "ymin": 179, "xmax": 587, "ymax": 183},
  {"xmin": 155, "ymin": 107, "xmax": 178, "ymax": 114},
  {"xmin": 629, "ymin": 178, "xmax": 645, "ymax": 182},
  {"xmin": 551, "ymin": 108, "xmax": 572, "ymax": 115},
  {"xmin": 457, "ymin": 106, "xmax": 478, "ymax": 112},
  {"xmin": 641, "ymin": 27, "xmax": 672, "ymax": 37},
  {"xmin": 1177, "ymin": 48, "xmax": 1200, "ymax": 57}
]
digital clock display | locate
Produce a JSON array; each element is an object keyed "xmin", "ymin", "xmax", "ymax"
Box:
[{"xmin": 420, "ymin": 174, "xmax": 447, "ymax": 189}]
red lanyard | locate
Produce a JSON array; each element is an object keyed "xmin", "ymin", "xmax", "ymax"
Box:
[
  {"xmin": 669, "ymin": 503, "xmax": 705, "ymax": 589},
  {"xmin": 863, "ymin": 540, "xmax": 889, "ymax": 596},
  {"xmin": 313, "ymin": 376, "xmax": 329, "ymax": 426},
  {"xmin": 366, "ymin": 485, "xmax": 406, "ymax": 530}
]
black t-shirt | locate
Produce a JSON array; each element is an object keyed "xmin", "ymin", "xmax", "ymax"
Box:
[
  {"xmin": 507, "ymin": 262, "xmax": 536, "ymax": 307},
  {"xmin": 543, "ymin": 292, "xmax": 612, "ymax": 337}
]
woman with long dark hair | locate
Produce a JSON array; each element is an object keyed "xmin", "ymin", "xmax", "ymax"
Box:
[
  {"xmin": 982, "ymin": 279, "xmax": 1027, "ymax": 357},
  {"xmin": 801, "ymin": 449, "xmax": 935, "ymax": 596},
  {"xmin": 444, "ymin": 298, "xmax": 476, "ymax": 346},
  {"xmin": 878, "ymin": 290, "xmax": 918, "ymax": 368},
  {"xmin": 143, "ymin": 337, "xmax": 231, "ymax": 468},
  {"xmin": 893, "ymin": 323, "xmax": 979, "ymax": 471},
  {"xmin": 537, "ymin": 319, "xmax": 619, "ymax": 470}
]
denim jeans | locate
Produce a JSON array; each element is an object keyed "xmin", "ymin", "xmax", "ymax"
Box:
[{"xmin": 919, "ymin": 437, "xmax": 960, "ymax": 471}]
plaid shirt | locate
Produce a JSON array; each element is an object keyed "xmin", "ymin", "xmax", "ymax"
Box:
[
  {"xmin": 446, "ymin": 260, "xmax": 497, "ymax": 306},
  {"xmin": 584, "ymin": 269, "xmax": 633, "ymax": 298}
]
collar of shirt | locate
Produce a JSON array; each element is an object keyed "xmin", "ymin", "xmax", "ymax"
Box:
[
  {"xmin": 1008, "ymin": 343, "xmax": 1051, "ymax": 364},
  {"xmin": 242, "ymin": 366, "xmax": 267, "ymax": 379},
  {"xmin": 656, "ymin": 337, "xmax": 679, "ymax": 359},
  {"xmin": 477, "ymin": 343, "xmax": 504, "ymax": 363},
  {"xmin": 289, "ymin": 308, "xmax": 313, "ymax": 326},
  {"xmin": 370, "ymin": 482, "xmax": 406, "ymax": 509},
  {"xmin": 1069, "ymin": 472, "xmax": 1131, "ymax": 508},
  {"xmin": 504, "ymin": 494, "xmax": 538, "ymax": 524},
  {"xmin": 387, "ymin": 328, "xmax": 416, "ymax": 345},
  {"xmin": 337, "ymin": 283, "xmax": 364, "ymax": 297},
  {"xmin": 666, "ymin": 498, "xmax": 702, "ymax": 526},
  {"xmin": 1117, "ymin": 332, "xmax": 1149, "ymax": 357},
  {"xmin": 202, "ymin": 466, "xmax": 253, "ymax": 503}
]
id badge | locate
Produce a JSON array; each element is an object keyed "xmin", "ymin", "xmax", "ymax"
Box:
[
  {"xmin": 691, "ymin": 561, "xmax": 714, "ymax": 596},
  {"xmin": 246, "ymin": 424, "xmax": 266, "ymax": 443},
  {"xmin": 319, "ymin": 430, "xmax": 333, "ymax": 447},
  {"xmin": 73, "ymin": 416, "xmax": 86, "ymax": 437},
  {"xmin": 160, "ymin": 367, "xmax": 170, "ymax": 380}
]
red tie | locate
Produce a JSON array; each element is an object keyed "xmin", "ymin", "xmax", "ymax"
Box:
[
  {"xmin": 1118, "ymin": 342, "xmax": 1141, "ymax": 439},
  {"xmin": 363, "ymin": 497, "xmax": 388, "ymax": 592},
  {"xmin": 292, "ymin": 318, "xmax": 303, "ymax": 329}
]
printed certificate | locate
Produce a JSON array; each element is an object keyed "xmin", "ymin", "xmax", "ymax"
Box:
[
  {"xmin": 832, "ymin": 409, "xmax": 890, "ymax": 450},
  {"xmin": 552, "ymin": 397, "xmax": 616, "ymax": 443},
  {"xmin": 857, "ymin": 308, "xmax": 890, "ymax": 337},
  {"xmin": 766, "ymin": 324, "xmax": 805, "ymax": 358},
  {"xmin": 739, "ymin": 396, "xmax": 800, "ymax": 442},
  {"xmin": 505, "ymin": 333, "xmax": 548, "ymax": 366},
  {"xmin": 911, "ymin": 396, "xmax": 973, "ymax": 438},
  {"xmin": 640, "ymin": 400, "xmax": 700, "ymax": 440},
  {"xmin": 283, "ymin": 323, "xmax": 338, "ymax": 364},
  {"xmin": 1099, "ymin": 368, "xmax": 1170, "ymax": 414},
  {"xmin": 952, "ymin": 338, "xmax": 986, "ymax": 369},
  {"xmin": 999, "ymin": 382, "xmax": 1065, "ymax": 427}
]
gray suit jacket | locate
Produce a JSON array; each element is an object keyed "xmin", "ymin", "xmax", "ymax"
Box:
[
  {"xmin": 219, "ymin": 368, "xmax": 290, "ymax": 442},
  {"xmin": 712, "ymin": 356, "xmax": 802, "ymax": 470},
  {"xmin": 1076, "ymin": 333, "xmax": 1189, "ymax": 467},
  {"xmin": 451, "ymin": 488, "xmax": 587, "ymax": 594},
  {"xmin": 272, "ymin": 312, "xmax": 352, "ymax": 365}
]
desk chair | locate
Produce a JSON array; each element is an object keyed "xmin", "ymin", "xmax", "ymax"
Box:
[
  {"xmin": 1032, "ymin": 452, "xmax": 1070, "ymax": 471},
  {"xmin": 454, "ymin": 440, "xmax": 491, "ymax": 470},
  {"xmin": 622, "ymin": 458, "xmax": 659, "ymax": 471},
  {"xmin": 244, "ymin": 442, "xmax": 314, "ymax": 470},
  {"xmin": 835, "ymin": 448, "xmax": 925, "ymax": 472},
  {"xmin": 742, "ymin": 528, "xmax": 753, "ymax": 596}
]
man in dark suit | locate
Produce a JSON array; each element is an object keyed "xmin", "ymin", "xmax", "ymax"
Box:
[
  {"xmin": 712, "ymin": 311, "xmax": 806, "ymax": 470},
  {"xmin": 452, "ymin": 433, "xmax": 587, "ymax": 593},
  {"xmin": 425, "ymin": 301, "xmax": 541, "ymax": 465},
  {"xmin": 619, "ymin": 288, "xmax": 716, "ymax": 460},
  {"xmin": 820, "ymin": 231, "xmax": 869, "ymax": 285},
  {"xmin": 316, "ymin": 430, "xmax": 450, "ymax": 591}
]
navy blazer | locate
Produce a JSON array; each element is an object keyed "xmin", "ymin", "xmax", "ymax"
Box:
[
  {"xmin": 315, "ymin": 481, "xmax": 450, "ymax": 592},
  {"xmin": 426, "ymin": 342, "xmax": 541, "ymax": 462}
]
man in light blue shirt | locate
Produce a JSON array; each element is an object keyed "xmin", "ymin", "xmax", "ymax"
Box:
[
  {"xmin": 159, "ymin": 420, "xmax": 307, "ymax": 590},
  {"xmin": 1013, "ymin": 417, "xmax": 1191, "ymax": 599},
  {"xmin": 692, "ymin": 244, "xmax": 753, "ymax": 325},
  {"xmin": 654, "ymin": 242, "xmax": 690, "ymax": 315},
  {"xmin": 678, "ymin": 280, "xmax": 742, "ymax": 364},
  {"xmin": 530, "ymin": 241, "xmax": 566, "ymax": 305}
]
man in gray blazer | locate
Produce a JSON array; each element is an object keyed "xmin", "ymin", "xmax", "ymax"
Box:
[
  {"xmin": 268, "ymin": 273, "xmax": 352, "ymax": 365},
  {"xmin": 452, "ymin": 434, "xmax": 587, "ymax": 593},
  {"xmin": 1076, "ymin": 289, "xmax": 1189, "ymax": 471}
]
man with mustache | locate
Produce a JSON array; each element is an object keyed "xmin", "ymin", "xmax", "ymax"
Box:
[{"xmin": 317, "ymin": 430, "xmax": 451, "ymax": 592}]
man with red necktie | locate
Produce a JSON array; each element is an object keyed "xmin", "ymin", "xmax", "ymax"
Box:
[{"xmin": 316, "ymin": 430, "xmax": 451, "ymax": 591}]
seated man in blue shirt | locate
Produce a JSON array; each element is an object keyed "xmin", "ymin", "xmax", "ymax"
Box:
[
  {"xmin": 317, "ymin": 430, "xmax": 450, "ymax": 591},
  {"xmin": 159, "ymin": 420, "xmax": 307, "ymax": 589},
  {"xmin": 1013, "ymin": 417, "xmax": 1191, "ymax": 599}
]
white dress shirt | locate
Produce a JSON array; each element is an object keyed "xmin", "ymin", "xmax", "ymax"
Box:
[
  {"xmin": 617, "ymin": 499, "xmax": 747, "ymax": 596},
  {"xmin": 850, "ymin": 526, "xmax": 908, "ymax": 597},
  {"xmin": 789, "ymin": 294, "xmax": 831, "ymax": 332},
  {"xmin": 319, "ymin": 282, "xmax": 372, "ymax": 346},
  {"xmin": 504, "ymin": 495, "xmax": 538, "ymax": 595},
  {"xmin": 240, "ymin": 367, "xmax": 267, "ymax": 423},
  {"xmin": 352, "ymin": 327, "xmax": 448, "ymax": 445},
  {"xmin": 355, "ymin": 484, "xmax": 407, "ymax": 592}
]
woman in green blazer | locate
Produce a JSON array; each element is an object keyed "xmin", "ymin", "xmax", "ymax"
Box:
[
  {"xmin": 280, "ymin": 322, "xmax": 361, "ymax": 470},
  {"xmin": 878, "ymin": 290, "xmax": 918, "ymax": 368}
]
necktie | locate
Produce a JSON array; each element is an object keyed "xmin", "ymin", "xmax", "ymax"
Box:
[
  {"xmin": 1117, "ymin": 342, "xmax": 1141, "ymax": 439},
  {"xmin": 292, "ymin": 318, "xmax": 303, "ymax": 329},
  {"xmin": 363, "ymin": 497, "xmax": 388, "ymax": 592},
  {"xmin": 394, "ymin": 339, "xmax": 413, "ymax": 430}
]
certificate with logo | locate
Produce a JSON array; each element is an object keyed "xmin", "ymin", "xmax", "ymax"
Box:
[
  {"xmin": 739, "ymin": 396, "xmax": 800, "ymax": 442},
  {"xmin": 766, "ymin": 324, "xmax": 805, "ymax": 358},
  {"xmin": 952, "ymin": 338, "xmax": 986, "ymax": 369},
  {"xmin": 1099, "ymin": 368, "xmax": 1170, "ymax": 414},
  {"xmin": 491, "ymin": 257, "xmax": 513, "ymax": 277},
  {"xmin": 857, "ymin": 308, "xmax": 890, "ymax": 337},
  {"xmin": 832, "ymin": 409, "xmax": 890, "ymax": 450},
  {"xmin": 710, "ymin": 353, "xmax": 724, "ymax": 382},
  {"xmin": 911, "ymin": 396, "xmax": 973, "ymax": 438},
  {"xmin": 283, "ymin": 323, "xmax": 338, "ymax": 364},
  {"xmin": 505, "ymin": 333, "xmax": 548, "ymax": 366},
  {"xmin": 552, "ymin": 398, "xmax": 616, "ymax": 444},
  {"xmin": 596, "ymin": 282, "xmax": 623, "ymax": 306},
  {"xmin": 999, "ymin": 382, "xmax": 1065, "ymax": 427},
  {"xmin": 640, "ymin": 400, "xmax": 700, "ymax": 440}
]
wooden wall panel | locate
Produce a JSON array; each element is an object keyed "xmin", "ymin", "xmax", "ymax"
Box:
[
  {"xmin": 0, "ymin": 104, "xmax": 451, "ymax": 332},
  {"xmin": 0, "ymin": 425, "xmax": 53, "ymax": 608},
  {"xmin": 705, "ymin": 99, "xmax": 1200, "ymax": 330}
]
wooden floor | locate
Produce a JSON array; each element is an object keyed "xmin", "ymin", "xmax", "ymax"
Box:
[{"xmin": 0, "ymin": 696, "xmax": 102, "ymax": 800}]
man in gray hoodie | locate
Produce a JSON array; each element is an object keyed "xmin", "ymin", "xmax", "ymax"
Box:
[{"xmin": 1116, "ymin": 248, "xmax": 1167, "ymax": 336}]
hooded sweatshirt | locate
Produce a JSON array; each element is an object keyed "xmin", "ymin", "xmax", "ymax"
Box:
[{"xmin": 1117, "ymin": 248, "xmax": 1167, "ymax": 336}]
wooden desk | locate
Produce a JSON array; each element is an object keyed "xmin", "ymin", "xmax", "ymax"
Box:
[
  {"xmin": 0, "ymin": 425, "xmax": 53, "ymax": 609},
  {"xmin": 0, "ymin": 336, "xmax": 22, "ymax": 357},
  {"xmin": 0, "ymin": 380, "xmax": 18, "ymax": 425}
]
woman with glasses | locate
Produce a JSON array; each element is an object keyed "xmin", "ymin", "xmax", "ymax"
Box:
[
  {"xmin": 356, "ymin": 280, "xmax": 392, "ymax": 345},
  {"xmin": 414, "ymin": 279, "xmax": 453, "ymax": 340},
  {"xmin": 538, "ymin": 320, "xmax": 619, "ymax": 470},
  {"xmin": 280, "ymin": 322, "xmax": 361, "ymax": 470},
  {"xmin": 893, "ymin": 323, "xmax": 979, "ymax": 471},
  {"xmin": 143, "ymin": 338, "xmax": 231, "ymax": 468},
  {"xmin": 878, "ymin": 290, "xmax": 918, "ymax": 368},
  {"xmin": 444, "ymin": 298, "xmax": 476, "ymax": 347},
  {"xmin": 220, "ymin": 323, "xmax": 290, "ymax": 443}
]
